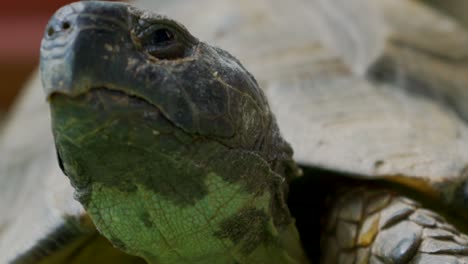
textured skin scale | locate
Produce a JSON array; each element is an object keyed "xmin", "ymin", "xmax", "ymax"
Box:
[
  {"xmin": 41, "ymin": 1, "xmax": 306, "ymax": 263},
  {"xmin": 321, "ymin": 186, "xmax": 468, "ymax": 264}
]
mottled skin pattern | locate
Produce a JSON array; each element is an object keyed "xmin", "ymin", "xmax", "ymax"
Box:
[{"xmin": 41, "ymin": 2, "xmax": 307, "ymax": 263}]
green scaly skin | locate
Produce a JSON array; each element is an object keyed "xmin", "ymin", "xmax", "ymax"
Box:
[{"xmin": 41, "ymin": 2, "xmax": 309, "ymax": 263}]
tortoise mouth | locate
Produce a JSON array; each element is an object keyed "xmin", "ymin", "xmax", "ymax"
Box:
[
  {"xmin": 48, "ymin": 85, "xmax": 179, "ymax": 133},
  {"xmin": 48, "ymin": 86, "xmax": 163, "ymax": 113}
]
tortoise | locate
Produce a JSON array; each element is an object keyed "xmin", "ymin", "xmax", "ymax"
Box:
[{"xmin": 3, "ymin": 0, "xmax": 468, "ymax": 263}]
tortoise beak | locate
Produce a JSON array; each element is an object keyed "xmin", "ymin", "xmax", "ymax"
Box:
[
  {"xmin": 40, "ymin": 2, "xmax": 82, "ymax": 98},
  {"xmin": 40, "ymin": 1, "xmax": 131, "ymax": 99}
]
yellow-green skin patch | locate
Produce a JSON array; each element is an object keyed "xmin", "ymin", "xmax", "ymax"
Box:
[{"xmin": 89, "ymin": 173, "xmax": 290, "ymax": 263}]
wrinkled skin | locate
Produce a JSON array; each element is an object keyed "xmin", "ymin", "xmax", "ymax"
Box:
[{"xmin": 41, "ymin": 1, "xmax": 307, "ymax": 263}]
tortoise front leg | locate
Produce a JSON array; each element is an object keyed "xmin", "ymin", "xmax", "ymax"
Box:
[{"xmin": 321, "ymin": 187, "xmax": 468, "ymax": 263}]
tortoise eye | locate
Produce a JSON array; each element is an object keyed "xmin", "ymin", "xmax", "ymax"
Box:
[
  {"xmin": 150, "ymin": 28, "xmax": 174, "ymax": 46},
  {"xmin": 140, "ymin": 26, "xmax": 187, "ymax": 60}
]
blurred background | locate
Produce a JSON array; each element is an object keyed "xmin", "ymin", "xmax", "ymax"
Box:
[{"xmin": 0, "ymin": 0, "xmax": 466, "ymax": 115}]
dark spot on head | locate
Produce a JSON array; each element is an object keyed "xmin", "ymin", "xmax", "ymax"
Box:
[
  {"xmin": 210, "ymin": 150, "xmax": 272, "ymax": 197},
  {"xmin": 140, "ymin": 212, "xmax": 154, "ymax": 228},
  {"xmin": 110, "ymin": 236, "xmax": 127, "ymax": 251},
  {"xmin": 214, "ymin": 207, "xmax": 275, "ymax": 254}
]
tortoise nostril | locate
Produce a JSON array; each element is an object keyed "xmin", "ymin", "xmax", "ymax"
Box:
[
  {"xmin": 47, "ymin": 27, "xmax": 55, "ymax": 37},
  {"xmin": 46, "ymin": 21, "xmax": 72, "ymax": 38},
  {"xmin": 62, "ymin": 21, "xmax": 71, "ymax": 30}
]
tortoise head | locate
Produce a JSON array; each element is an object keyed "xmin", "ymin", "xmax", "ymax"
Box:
[{"xmin": 41, "ymin": 1, "xmax": 303, "ymax": 263}]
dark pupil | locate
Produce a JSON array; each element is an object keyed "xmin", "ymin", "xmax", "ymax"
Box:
[{"xmin": 152, "ymin": 29, "xmax": 174, "ymax": 45}]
